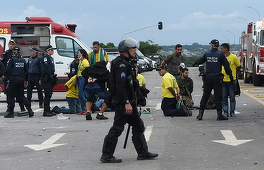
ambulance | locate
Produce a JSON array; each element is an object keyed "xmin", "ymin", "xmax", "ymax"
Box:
[
  {"xmin": 239, "ymin": 20, "xmax": 264, "ymax": 86},
  {"xmin": 0, "ymin": 17, "xmax": 92, "ymax": 91}
]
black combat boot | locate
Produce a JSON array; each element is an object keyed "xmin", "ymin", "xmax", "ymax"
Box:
[
  {"xmin": 132, "ymin": 133, "xmax": 158, "ymax": 160},
  {"xmin": 196, "ymin": 109, "xmax": 204, "ymax": 120},
  {"xmin": 100, "ymin": 134, "xmax": 122, "ymax": 163},
  {"xmin": 4, "ymin": 109, "xmax": 14, "ymax": 118},
  {"xmin": 19, "ymin": 103, "xmax": 26, "ymax": 112},
  {"xmin": 43, "ymin": 104, "xmax": 53, "ymax": 117},
  {"xmin": 217, "ymin": 110, "xmax": 228, "ymax": 120},
  {"xmin": 39, "ymin": 102, "xmax": 43, "ymax": 108},
  {"xmin": 26, "ymin": 106, "xmax": 34, "ymax": 118}
]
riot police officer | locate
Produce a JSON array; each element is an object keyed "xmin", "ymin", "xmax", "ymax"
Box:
[
  {"xmin": 3, "ymin": 46, "xmax": 34, "ymax": 118},
  {"xmin": 27, "ymin": 47, "xmax": 43, "ymax": 108},
  {"xmin": 193, "ymin": 39, "xmax": 233, "ymax": 121},
  {"xmin": 100, "ymin": 38, "xmax": 158, "ymax": 163},
  {"xmin": 1, "ymin": 39, "xmax": 25, "ymax": 112},
  {"xmin": 40, "ymin": 45, "xmax": 56, "ymax": 117}
]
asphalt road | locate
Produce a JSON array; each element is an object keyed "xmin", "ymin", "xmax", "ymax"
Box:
[{"xmin": 0, "ymin": 67, "xmax": 264, "ymax": 170}]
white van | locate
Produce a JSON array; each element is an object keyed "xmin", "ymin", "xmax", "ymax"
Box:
[{"xmin": 0, "ymin": 17, "xmax": 92, "ymax": 91}]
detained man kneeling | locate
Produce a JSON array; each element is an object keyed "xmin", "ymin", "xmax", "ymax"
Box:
[{"xmin": 157, "ymin": 65, "xmax": 190, "ymax": 117}]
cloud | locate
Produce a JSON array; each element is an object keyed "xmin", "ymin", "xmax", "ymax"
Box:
[
  {"xmin": 18, "ymin": 6, "xmax": 47, "ymax": 19},
  {"xmin": 169, "ymin": 11, "xmax": 240, "ymax": 31}
]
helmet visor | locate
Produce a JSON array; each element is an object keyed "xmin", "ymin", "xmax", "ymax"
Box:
[{"xmin": 124, "ymin": 38, "xmax": 140, "ymax": 49}]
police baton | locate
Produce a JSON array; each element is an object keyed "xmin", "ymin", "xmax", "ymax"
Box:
[{"xmin": 123, "ymin": 124, "xmax": 131, "ymax": 149}]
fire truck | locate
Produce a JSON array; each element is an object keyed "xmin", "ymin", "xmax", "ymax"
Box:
[
  {"xmin": 0, "ymin": 17, "xmax": 92, "ymax": 91},
  {"xmin": 239, "ymin": 21, "xmax": 264, "ymax": 86}
]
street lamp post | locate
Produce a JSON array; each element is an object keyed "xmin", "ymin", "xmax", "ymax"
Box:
[
  {"xmin": 246, "ymin": 6, "xmax": 261, "ymax": 21},
  {"xmin": 222, "ymin": 36, "xmax": 230, "ymax": 44},
  {"xmin": 226, "ymin": 30, "xmax": 235, "ymax": 45},
  {"xmin": 237, "ymin": 17, "xmax": 248, "ymax": 24}
]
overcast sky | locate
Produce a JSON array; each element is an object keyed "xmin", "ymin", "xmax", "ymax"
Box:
[{"xmin": 0, "ymin": 0, "xmax": 263, "ymax": 46}]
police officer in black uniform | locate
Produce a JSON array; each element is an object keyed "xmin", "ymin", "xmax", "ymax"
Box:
[
  {"xmin": 100, "ymin": 38, "xmax": 158, "ymax": 163},
  {"xmin": 3, "ymin": 46, "xmax": 34, "ymax": 118},
  {"xmin": 27, "ymin": 47, "xmax": 43, "ymax": 108},
  {"xmin": 194, "ymin": 39, "xmax": 233, "ymax": 120},
  {"xmin": 68, "ymin": 55, "xmax": 79, "ymax": 79},
  {"xmin": 1, "ymin": 39, "xmax": 25, "ymax": 112},
  {"xmin": 40, "ymin": 45, "xmax": 56, "ymax": 117}
]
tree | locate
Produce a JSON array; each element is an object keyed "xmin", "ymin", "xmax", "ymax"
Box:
[
  {"xmin": 100, "ymin": 42, "xmax": 116, "ymax": 48},
  {"xmin": 139, "ymin": 40, "xmax": 162, "ymax": 56}
]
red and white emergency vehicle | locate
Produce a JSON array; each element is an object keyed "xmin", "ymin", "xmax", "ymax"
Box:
[
  {"xmin": 0, "ymin": 17, "xmax": 92, "ymax": 91},
  {"xmin": 239, "ymin": 21, "xmax": 264, "ymax": 86}
]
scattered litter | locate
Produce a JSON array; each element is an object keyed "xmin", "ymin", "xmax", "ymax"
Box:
[
  {"xmin": 243, "ymin": 104, "xmax": 247, "ymax": 106},
  {"xmin": 42, "ymin": 128, "xmax": 46, "ymax": 131},
  {"xmin": 57, "ymin": 113, "xmax": 70, "ymax": 120},
  {"xmin": 142, "ymin": 108, "xmax": 152, "ymax": 114}
]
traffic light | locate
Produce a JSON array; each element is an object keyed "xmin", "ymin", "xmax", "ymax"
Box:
[{"xmin": 158, "ymin": 22, "xmax": 163, "ymax": 30}]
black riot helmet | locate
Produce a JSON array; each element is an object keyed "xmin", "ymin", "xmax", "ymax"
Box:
[{"xmin": 118, "ymin": 38, "xmax": 140, "ymax": 52}]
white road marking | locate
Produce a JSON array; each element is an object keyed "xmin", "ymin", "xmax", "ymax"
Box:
[
  {"xmin": 212, "ymin": 130, "xmax": 253, "ymax": 146},
  {"xmin": 144, "ymin": 125, "xmax": 153, "ymax": 142},
  {"xmin": 24, "ymin": 133, "xmax": 66, "ymax": 151},
  {"xmin": 155, "ymin": 103, "xmax": 161, "ymax": 110}
]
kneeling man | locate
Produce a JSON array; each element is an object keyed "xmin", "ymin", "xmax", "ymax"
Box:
[{"xmin": 157, "ymin": 65, "xmax": 189, "ymax": 116}]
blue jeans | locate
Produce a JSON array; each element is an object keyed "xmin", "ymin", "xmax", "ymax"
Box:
[
  {"xmin": 222, "ymin": 82, "xmax": 236, "ymax": 116},
  {"xmin": 58, "ymin": 97, "xmax": 81, "ymax": 114},
  {"xmin": 161, "ymin": 97, "xmax": 185, "ymax": 116},
  {"xmin": 78, "ymin": 76, "xmax": 87, "ymax": 111}
]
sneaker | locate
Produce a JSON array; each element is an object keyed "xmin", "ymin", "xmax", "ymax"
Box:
[
  {"xmin": 96, "ymin": 114, "xmax": 108, "ymax": 120},
  {"xmin": 77, "ymin": 111, "xmax": 86, "ymax": 115},
  {"xmin": 51, "ymin": 106, "xmax": 59, "ymax": 113},
  {"xmin": 230, "ymin": 114, "xmax": 237, "ymax": 117},
  {"xmin": 137, "ymin": 152, "xmax": 158, "ymax": 160},
  {"xmin": 100, "ymin": 156, "xmax": 122, "ymax": 163},
  {"xmin": 86, "ymin": 112, "xmax": 92, "ymax": 120}
]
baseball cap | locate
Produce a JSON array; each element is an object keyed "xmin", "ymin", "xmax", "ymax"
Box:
[
  {"xmin": 45, "ymin": 45, "xmax": 56, "ymax": 51},
  {"xmin": 210, "ymin": 39, "xmax": 219, "ymax": 47},
  {"xmin": 13, "ymin": 46, "xmax": 20, "ymax": 52},
  {"xmin": 9, "ymin": 39, "xmax": 16, "ymax": 44},
  {"xmin": 30, "ymin": 47, "xmax": 39, "ymax": 52},
  {"xmin": 156, "ymin": 65, "xmax": 166, "ymax": 71},
  {"xmin": 180, "ymin": 63, "xmax": 185, "ymax": 68}
]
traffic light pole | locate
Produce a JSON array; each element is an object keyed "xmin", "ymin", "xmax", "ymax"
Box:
[{"xmin": 121, "ymin": 22, "xmax": 162, "ymax": 40}]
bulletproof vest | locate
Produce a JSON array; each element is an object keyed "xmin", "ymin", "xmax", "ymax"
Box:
[
  {"xmin": 109, "ymin": 56, "xmax": 136, "ymax": 94},
  {"xmin": 28, "ymin": 56, "xmax": 41, "ymax": 74},
  {"xmin": 43, "ymin": 55, "xmax": 55, "ymax": 74},
  {"xmin": 10, "ymin": 56, "xmax": 25, "ymax": 76},
  {"xmin": 205, "ymin": 50, "xmax": 222, "ymax": 73}
]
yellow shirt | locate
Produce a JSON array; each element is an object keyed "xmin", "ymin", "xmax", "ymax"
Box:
[
  {"xmin": 161, "ymin": 72, "xmax": 178, "ymax": 98},
  {"xmin": 88, "ymin": 50, "xmax": 109, "ymax": 63},
  {"xmin": 137, "ymin": 74, "xmax": 146, "ymax": 87},
  {"xmin": 222, "ymin": 53, "xmax": 241, "ymax": 82},
  {"xmin": 77, "ymin": 58, "xmax": 89, "ymax": 77},
  {"xmin": 65, "ymin": 75, "xmax": 79, "ymax": 98}
]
